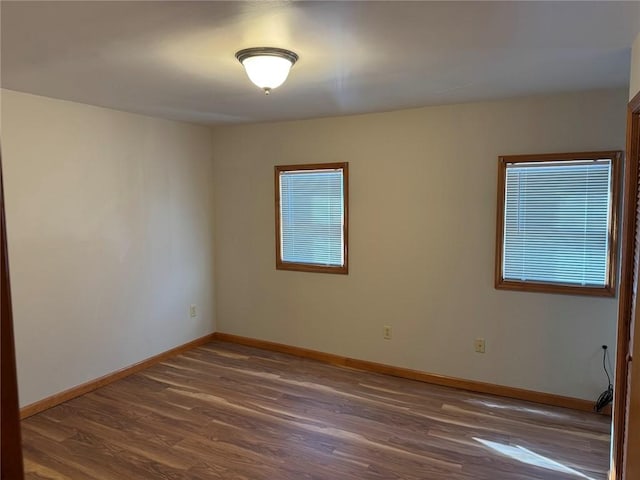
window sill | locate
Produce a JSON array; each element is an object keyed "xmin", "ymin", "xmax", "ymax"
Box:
[
  {"xmin": 276, "ymin": 261, "xmax": 348, "ymax": 275},
  {"xmin": 495, "ymin": 279, "xmax": 615, "ymax": 297}
]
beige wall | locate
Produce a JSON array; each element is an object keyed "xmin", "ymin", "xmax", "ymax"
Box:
[
  {"xmin": 212, "ymin": 88, "xmax": 627, "ymax": 401},
  {"xmin": 0, "ymin": 86, "xmax": 627, "ymax": 406},
  {"xmin": 632, "ymin": 32, "xmax": 640, "ymax": 100},
  {"xmin": 1, "ymin": 89, "xmax": 216, "ymax": 406}
]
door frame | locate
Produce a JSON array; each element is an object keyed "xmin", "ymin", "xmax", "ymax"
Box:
[
  {"xmin": 612, "ymin": 91, "xmax": 640, "ymax": 480},
  {"xmin": 0, "ymin": 148, "xmax": 25, "ymax": 479}
]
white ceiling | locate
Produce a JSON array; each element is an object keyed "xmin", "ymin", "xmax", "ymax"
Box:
[{"xmin": 1, "ymin": 1, "xmax": 639, "ymax": 125}]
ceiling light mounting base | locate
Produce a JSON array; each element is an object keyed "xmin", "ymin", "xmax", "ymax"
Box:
[{"xmin": 235, "ymin": 47, "xmax": 299, "ymax": 65}]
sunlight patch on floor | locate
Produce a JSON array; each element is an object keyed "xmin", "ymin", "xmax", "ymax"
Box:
[{"xmin": 474, "ymin": 437, "xmax": 596, "ymax": 480}]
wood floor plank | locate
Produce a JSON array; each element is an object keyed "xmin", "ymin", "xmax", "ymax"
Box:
[{"xmin": 22, "ymin": 340, "xmax": 611, "ymax": 479}]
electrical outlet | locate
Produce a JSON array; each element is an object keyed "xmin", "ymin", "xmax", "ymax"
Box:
[
  {"xmin": 189, "ymin": 304, "xmax": 197, "ymax": 318},
  {"xmin": 383, "ymin": 325, "xmax": 392, "ymax": 340},
  {"xmin": 474, "ymin": 338, "xmax": 486, "ymax": 353}
]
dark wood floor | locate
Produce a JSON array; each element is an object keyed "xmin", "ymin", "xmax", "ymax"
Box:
[{"xmin": 21, "ymin": 341, "xmax": 610, "ymax": 480}]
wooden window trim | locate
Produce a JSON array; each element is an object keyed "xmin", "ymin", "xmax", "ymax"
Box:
[
  {"xmin": 494, "ymin": 150, "xmax": 622, "ymax": 297},
  {"xmin": 274, "ymin": 162, "xmax": 349, "ymax": 274}
]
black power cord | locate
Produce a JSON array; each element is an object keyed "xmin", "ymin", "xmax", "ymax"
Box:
[{"xmin": 595, "ymin": 345, "xmax": 613, "ymax": 413}]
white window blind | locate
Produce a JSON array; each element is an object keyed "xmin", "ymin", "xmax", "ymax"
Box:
[
  {"xmin": 503, "ymin": 159, "xmax": 612, "ymax": 287},
  {"xmin": 279, "ymin": 168, "xmax": 345, "ymax": 266}
]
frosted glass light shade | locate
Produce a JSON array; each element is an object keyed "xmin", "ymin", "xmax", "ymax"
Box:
[
  {"xmin": 236, "ymin": 47, "xmax": 298, "ymax": 94},
  {"xmin": 241, "ymin": 56, "xmax": 292, "ymax": 90}
]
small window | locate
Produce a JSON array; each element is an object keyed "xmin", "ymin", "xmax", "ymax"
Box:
[
  {"xmin": 495, "ymin": 151, "xmax": 621, "ymax": 296},
  {"xmin": 275, "ymin": 163, "xmax": 348, "ymax": 274}
]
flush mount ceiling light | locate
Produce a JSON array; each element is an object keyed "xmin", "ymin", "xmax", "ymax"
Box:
[{"xmin": 235, "ymin": 47, "xmax": 298, "ymax": 95}]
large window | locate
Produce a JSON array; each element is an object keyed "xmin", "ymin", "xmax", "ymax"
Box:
[
  {"xmin": 275, "ymin": 162, "xmax": 348, "ymax": 274},
  {"xmin": 495, "ymin": 151, "xmax": 621, "ymax": 296}
]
